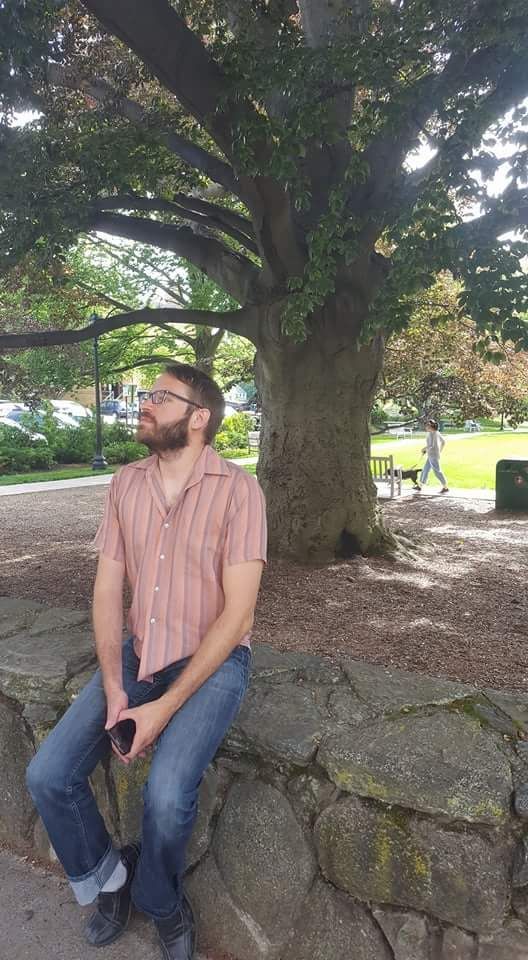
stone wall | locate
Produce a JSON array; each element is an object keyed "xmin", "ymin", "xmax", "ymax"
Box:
[{"xmin": 1, "ymin": 596, "xmax": 528, "ymax": 959}]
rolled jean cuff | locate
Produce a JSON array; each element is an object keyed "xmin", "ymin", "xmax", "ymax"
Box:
[{"xmin": 69, "ymin": 841, "xmax": 121, "ymax": 906}]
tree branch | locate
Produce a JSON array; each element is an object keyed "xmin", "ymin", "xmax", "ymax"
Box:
[
  {"xmin": 80, "ymin": 0, "xmax": 243, "ymax": 156},
  {"xmin": 47, "ymin": 63, "xmax": 239, "ymax": 195},
  {"xmin": 94, "ymin": 195, "xmax": 259, "ymax": 256},
  {"xmin": 359, "ymin": 22, "xmax": 528, "ymax": 213},
  {"xmin": 400, "ymin": 54, "xmax": 528, "ymax": 205},
  {"xmin": 105, "ymin": 355, "xmax": 189, "ymax": 376},
  {"xmin": 0, "ymin": 306, "xmax": 260, "ymax": 350},
  {"xmin": 89, "ymin": 212, "xmax": 261, "ymax": 305},
  {"xmin": 452, "ymin": 188, "xmax": 528, "ymax": 249}
]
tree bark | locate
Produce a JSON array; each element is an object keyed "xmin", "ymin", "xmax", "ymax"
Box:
[{"xmin": 255, "ymin": 305, "xmax": 388, "ymax": 562}]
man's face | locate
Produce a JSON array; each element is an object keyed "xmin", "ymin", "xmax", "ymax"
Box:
[{"xmin": 136, "ymin": 375, "xmax": 196, "ymax": 453}]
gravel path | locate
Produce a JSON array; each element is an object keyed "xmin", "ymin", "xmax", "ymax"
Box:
[{"xmin": 1, "ymin": 485, "xmax": 526, "ymax": 691}]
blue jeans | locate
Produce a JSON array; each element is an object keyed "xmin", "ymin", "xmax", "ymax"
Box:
[
  {"xmin": 420, "ymin": 456, "xmax": 447, "ymax": 487},
  {"xmin": 26, "ymin": 637, "xmax": 250, "ymax": 919}
]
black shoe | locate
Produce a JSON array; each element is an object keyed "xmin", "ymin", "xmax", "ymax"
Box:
[
  {"xmin": 155, "ymin": 892, "xmax": 196, "ymax": 960},
  {"xmin": 84, "ymin": 842, "xmax": 141, "ymax": 947}
]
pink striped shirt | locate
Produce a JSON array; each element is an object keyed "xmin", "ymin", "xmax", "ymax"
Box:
[{"xmin": 94, "ymin": 445, "xmax": 267, "ymax": 680}]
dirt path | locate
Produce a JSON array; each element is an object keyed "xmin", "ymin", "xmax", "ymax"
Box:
[{"xmin": 0, "ymin": 487, "xmax": 526, "ymax": 691}]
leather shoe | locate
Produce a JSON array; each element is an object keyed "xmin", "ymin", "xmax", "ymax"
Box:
[
  {"xmin": 155, "ymin": 892, "xmax": 196, "ymax": 960},
  {"xmin": 84, "ymin": 842, "xmax": 141, "ymax": 947}
]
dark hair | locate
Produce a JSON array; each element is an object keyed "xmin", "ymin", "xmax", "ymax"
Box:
[
  {"xmin": 164, "ymin": 363, "xmax": 225, "ymax": 443},
  {"xmin": 427, "ymin": 418, "xmax": 439, "ymax": 430}
]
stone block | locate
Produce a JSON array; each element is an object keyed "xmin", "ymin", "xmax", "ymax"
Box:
[
  {"xmin": 315, "ymin": 795, "xmax": 510, "ymax": 932},
  {"xmin": 477, "ymin": 919, "xmax": 528, "ymax": 959},
  {"xmin": 0, "ymin": 598, "xmax": 42, "ymax": 640},
  {"xmin": 318, "ymin": 711, "xmax": 512, "ymax": 824},
  {"xmin": 214, "ymin": 780, "xmax": 316, "ymax": 944},
  {"xmin": 0, "ymin": 629, "xmax": 96, "ymax": 705},
  {"xmin": 225, "ymin": 682, "xmax": 325, "ymax": 766},
  {"xmin": 187, "ymin": 854, "xmax": 277, "ymax": 960},
  {"xmin": 342, "ymin": 660, "xmax": 475, "ymax": 712},
  {"xmin": 441, "ymin": 926, "xmax": 477, "ymax": 959},
  {"xmin": 372, "ymin": 906, "xmax": 432, "ymax": 960},
  {"xmin": 0, "ymin": 696, "xmax": 35, "ymax": 846},
  {"xmin": 283, "ymin": 879, "xmax": 393, "ymax": 960}
]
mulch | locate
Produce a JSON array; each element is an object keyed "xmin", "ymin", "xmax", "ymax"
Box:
[{"xmin": 0, "ymin": 486, "xmax": 526, "ymax": 691}]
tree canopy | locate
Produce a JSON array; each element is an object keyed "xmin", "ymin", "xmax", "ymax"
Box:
[
  {"xmin": 381, "ymin": 273, "xmax": 528, "ymax": 426},
  {"xmin": 1, "ymin": 1, "xmax": 528, "ymax": 559}
]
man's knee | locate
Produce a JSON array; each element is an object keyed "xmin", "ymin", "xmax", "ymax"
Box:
[
  {"xmin": 26, "ymin": 745, "xmax": 67, "ymax": 805},
  {"xmin": 144, "ymin": 778, "xmax": 199, "ymax": 833}
]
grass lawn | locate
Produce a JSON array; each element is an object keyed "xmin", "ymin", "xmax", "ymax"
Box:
[
  {"xmin": 371, "ymin": 432, "xmax": 528, "ymax": 488},
  {"xmin": 0, "ymin": 464, "xmax": 116, "ymax": 486},
  {"xmin": 0, "ymin": 452, "xmax": 255, "ymax": 486}
]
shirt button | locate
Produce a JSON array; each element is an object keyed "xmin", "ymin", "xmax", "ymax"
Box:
[
  {"xmin": 150, "ymin": 617, "xmax": 156, "ymax": 624},
  {"xmin": 160, "ymin": 554, "xmax": 165, "ymax": 559},
  {"xmin": 164, "ymin": 522, "xmax": 169, "ymax": 528},
  {"xmin": 154, "ymin": 586, "xmax": 160, "ymax": 592}
]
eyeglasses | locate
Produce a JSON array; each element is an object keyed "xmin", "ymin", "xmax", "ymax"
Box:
[{"xmin": 138, "ymin": 389, "xmax": 203, "ymax": 408}]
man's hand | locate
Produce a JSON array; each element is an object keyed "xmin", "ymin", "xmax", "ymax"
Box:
[
  {"xmin": 116, "ymin": 700, "xmax": 171, "ymax": 764},
  {"xmin": 105, "ymin": 687, "xmax": 129, "ymax": 731},
  {"xmin": 104, "ymin": 687, "xmax": 129, "ymax": 761}
]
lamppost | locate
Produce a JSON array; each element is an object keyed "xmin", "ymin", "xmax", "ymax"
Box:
[{"xmin": 89, "ymin": 312, "xmax": 108, "ymax": 470}]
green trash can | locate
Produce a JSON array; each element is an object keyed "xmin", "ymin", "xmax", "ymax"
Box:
[{"xmin": 495, "ymin": 459, "xmax": 528, "ymax": 510}]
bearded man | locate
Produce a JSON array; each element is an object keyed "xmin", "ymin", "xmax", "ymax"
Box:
[{"xmin": 27, "ymin": 363, "xmax": 267, "ymax": 960}]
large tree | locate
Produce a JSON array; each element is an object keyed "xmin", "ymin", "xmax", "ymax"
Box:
[{"xmin": 1, "ymin": 1, "xmax": 528, "ymax": 560}]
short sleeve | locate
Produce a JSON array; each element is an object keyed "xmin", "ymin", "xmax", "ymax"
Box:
[
  {"xmin": 223, "ymin": 473, "xmax": 267, "ymax": 567},
  {"xmin": 93, "ymin": 474, "xmax": 125, "ymax": 564}
]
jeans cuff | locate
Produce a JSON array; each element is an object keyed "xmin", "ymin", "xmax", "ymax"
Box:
[{"xmin": 68, "ymin": 842, "xmax": 121, "ymax": 906}]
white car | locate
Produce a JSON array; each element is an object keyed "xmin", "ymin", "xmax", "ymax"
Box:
[
  {"xmin": 5, "ymin": 408, "xmax": 80, "ymax": 431},
  {"xmin": 0, "ymin": 401, "xmax": 25, "ymax": 417},
  {"xmin": 49, "ymin": 400, "xmax": 92, "ymax": 421},
  {"xmin": 0, "ymin": 416, "xmax": 48, "ymax": 444}
]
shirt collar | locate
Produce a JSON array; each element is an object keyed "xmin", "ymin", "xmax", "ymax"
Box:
[{"xmin": 130, "ymin": 446, "xmax": 231, "ymax": 481}]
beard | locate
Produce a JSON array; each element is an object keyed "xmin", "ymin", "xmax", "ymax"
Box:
[{"xmin": 136, "ymin": 409, "xmax": 192, "ymax": 453}]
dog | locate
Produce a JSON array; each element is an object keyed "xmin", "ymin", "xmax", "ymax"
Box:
[{"xmin": 385, "ymin": 466, "xmax": 422, "ymax": 490}]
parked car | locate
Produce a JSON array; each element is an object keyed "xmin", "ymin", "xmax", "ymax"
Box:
[
  {"xmin": 100, "ymin": 399, "xmax": 126, "ymax": 419},
  {"xmin": 5, "ymin": 408, "xmax": 80, "ymax": 430},
  {"xmin": 0, "ymin": 401, "xmax": 25, "ymax": 417},
  {"xmin": 49, "ymin": 400, "xmax": 92, "ymax": 421},
  {"xmin": 0, "ymin": 416, "xmax": 48, "ymax": 444}
]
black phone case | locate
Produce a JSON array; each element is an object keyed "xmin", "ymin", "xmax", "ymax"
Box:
[{"xmin": 108, "ymin": 718, "xmax": 136, "ymax": 755}]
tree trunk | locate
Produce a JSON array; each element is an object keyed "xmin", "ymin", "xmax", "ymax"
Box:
[{"xmin": 255, "ymin": 306, "xmax": 389, "ymax": 562}]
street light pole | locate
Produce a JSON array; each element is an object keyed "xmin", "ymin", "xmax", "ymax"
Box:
[{"xmin": 89, "ymin": 313, "xmax": 108, "ymax": 470}]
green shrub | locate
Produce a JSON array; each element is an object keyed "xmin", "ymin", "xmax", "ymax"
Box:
[
  {"xmin": 0, "ymin": 424, "xmax": 35, "ymax": 448},
  {"xmin": 105, "ymin": 441, "xmax": 148, "ymax": 464},
  {"xmin": 0, "ymin": 446, "xmax": 55, "ymax": 474},
  {"xmin": 103, "ymin": 421, "xmax": 135, "ymax": 444},
  {"xmin": 214, "ymin": 412, "xmax": 254, "ymax": 452},
  {"xmin": 52, "ymin": 420, "xmax": 95, "ymax": 463}
]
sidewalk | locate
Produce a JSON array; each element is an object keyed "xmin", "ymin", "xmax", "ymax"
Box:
[
  {"xmin": 375, "ymin": 483, "xmax": 495, "ymax": 502},
  {"xmin": 0, "ymin": 848, "xmax": 208, "ymax": 960},
  {"xmin": 0, "ymin": 457, "xmax": 258, "ymax": 497}
]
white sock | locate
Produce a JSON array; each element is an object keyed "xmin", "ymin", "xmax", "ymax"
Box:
[{"xmin": 100, "ymin": 857, "xmax": 127, "ymax": 893}]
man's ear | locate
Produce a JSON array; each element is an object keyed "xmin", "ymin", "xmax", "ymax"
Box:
[{"xmin": 191, "ymin": 407, "xmax": 211, "ymax": 434}]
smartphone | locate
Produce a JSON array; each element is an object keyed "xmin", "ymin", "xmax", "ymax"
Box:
[{"xmin": 108, "ymin": 718, "xmax": 136, "ymax": 755}]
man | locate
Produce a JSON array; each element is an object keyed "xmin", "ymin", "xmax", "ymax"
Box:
[
  {"xmin": 419, "ymin": 418, "xmax": 449, "ymax": 493},
  {"xmin": 27, "ymin": 364, "xmax": 267, "ymax": 960}
]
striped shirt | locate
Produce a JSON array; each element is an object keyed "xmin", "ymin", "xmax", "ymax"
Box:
[{"xmin": 94, "ymin": 445, "xmax": 267, "ymax": 680}]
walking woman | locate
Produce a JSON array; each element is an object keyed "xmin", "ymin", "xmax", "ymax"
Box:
[{"xmin": 420, "ymin": 419, "xmax": 449, "ymax": 492}]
